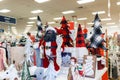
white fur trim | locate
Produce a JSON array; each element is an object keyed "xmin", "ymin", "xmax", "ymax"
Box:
[{"xmin": 46, "ymin": 26, "xmax": 56, "ymax": 33}]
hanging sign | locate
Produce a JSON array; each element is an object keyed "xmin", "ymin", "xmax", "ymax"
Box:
[
  {"xmin": 0, "ymin": 15, "xmax": 16, "ymax": 24},
  {"xmin": 0, "ymin": 29, "xmax": 4, "ymax": 33},
  {"xmin": 83, "ymin": 55, "xmax": 96, "ymax": 78}
]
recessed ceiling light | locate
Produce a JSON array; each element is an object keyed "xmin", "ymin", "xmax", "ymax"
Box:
[
  {"xmin": 0, "ymin": 9, "xmax": 11, "ymax": 13},
  {"xmin": 106, "ymin": 22, "xmax": 115, "ymax": 25},
  {"xmin": 92, "ymin": 11, "xmax": 105, "ymax": 15},
  {"xmin": 101, "ymin": 18, "xmax": 111, "ymax": 21},
  {"xmin": 34, "ymin": 0, "xmax": 50, "ymax": 3},
  {"xmin": 26, "ymin": 25, "xmax": 33, "ymax": 27},
  {"xmin": 77, "ymin": 0, "xmax": 95, "ymax": 4},
  {"xmin": 77, "ymin": 17, "xmax": 87, "ymax": 20},
  {"xmin": 53, "ymin": 17, "xmax": 62, "ymax": 20},
  {"xmin": 29, "ymin": 17, "xmax": 37, "ymax": 20},
  {"xmin": 117, "ymin": 2, "xmax": 120, "ymax": 5},
  {"xmin": 27, "ymin": 21, "xmax": 35, "ymax": 24},
  {"xmin": 62, "ymin": 10, "xmax": 75, "ymax": 14},
  {"xmin": 48, "ymin": 22, "xmax": 55, "ymax": 24},
  {"xmin": 31, "ymin": 10, "xmax": 43, "ymax": 14}
]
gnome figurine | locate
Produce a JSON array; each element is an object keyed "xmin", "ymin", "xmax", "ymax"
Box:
[{"xmin": 40, "ymin": 26, "xmax": 60, "ymax": 71}]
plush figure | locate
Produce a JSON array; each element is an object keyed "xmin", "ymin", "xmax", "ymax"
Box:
[
  {"xmin": 75, "ymin": 24, "xmax": 88, "ymax": 58},
  {"xmin": 55, "ymin": 16, "xmax": 73, "ymax": 51},
  {"xmin": 67, "ymin": 57, "xmax": 79, "ymax": 80},
  {"xmin": 40, "ymin": 26, "xmax": 60, "ymax": 71},
  {"xmin": 44, "ymin": 56, "xmax": 58, "ymax": 80},
  {"xmin": 33, "ymin": 16, "xmax": 44, "ymax": 67},
  {"xmin": 0, "ymin": 62, "xmax": 18, "ymax": 80},
  {"xmin": 19, "ymin": 36, "xmax": 26, "ymax": 46},
  {"xmin": 25, "ymin": 32, "xmax": 34, "ymax": 66}
]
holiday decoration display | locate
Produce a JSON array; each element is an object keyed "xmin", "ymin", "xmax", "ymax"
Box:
[
  {"xmin": 75, "ymin": 24, "xmax": 88, "ymax": 59},
  {"xmin": 87, "ymin": 13, "xmax": 107, "ymax": 55},
  {"xmin": 76, "ymin": 24, "xmax": 86, "ymax": 47},
  {"xmin": 36, "ymin": 16, "xmax": 43, "ymax": 41},
  {"xmin": 21, "ymin": 61, "xmax": 32, "ymax": 80},
  {"xmin": 44, "ymin": 58, "xmax": 58, "ymax": 80},
  {"xmin": 33, "ymin": 15, "xmax": 44, "ymax": 67},
  {"xmin": 0, "ymin": 62, "xmax": 18, "ymax": 80},
  {"xmin": 55, "ymin": 16, "xmax": 74, "ymax": 51},
  {"xmin": 87, "ymin": 14, "xmax": 107, "ymax": 70},
  {"xmin": 25, "ymin": 32, "xmax": 34, "ymax": 66},
  {"xmin": 40, "ymin": 26, "xmax": 60, "ymax": 71},
  {"xmin": 61, "ymin": 52, "xmax": 71, "ymax": 67}
]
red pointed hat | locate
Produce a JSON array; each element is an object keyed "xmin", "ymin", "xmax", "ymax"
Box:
[
  {"xmin": 60, "ymin": 16, "xmax": 68, "ymax": 24},
  {"xmin": 76, "ymin": 24, "xmax": 86, "ymax": 47}
]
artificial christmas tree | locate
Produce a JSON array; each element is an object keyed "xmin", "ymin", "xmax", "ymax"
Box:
[
  {"xmin": 21, "ymin": 61, "xmax": 32, "ymax": 80},
  {"xmin": 87, "ymin": 14, "xmax": 107, "ymax": 70},
  {"xmin": 87, "ymin": 14, "xmax": 107, "ymax": 55},
  {"xmin": 55, "ymin": 16, "xmax": 73, "ymax": 51}
]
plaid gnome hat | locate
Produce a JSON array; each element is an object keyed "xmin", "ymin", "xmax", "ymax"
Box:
[
  {"xmin": 76, "ymin": 24, "xmax": 86, "ymax": 47},
  {"xmin": 37, "ymin": 16, "xmax": 43, "ymax": 31},
  {"xmin": 60, "ymin": 16, "xmax": 68, "ymax": 24},
  {"xmin": 36, "ymin": 16, "xmax": 43, "ymax": 39}
]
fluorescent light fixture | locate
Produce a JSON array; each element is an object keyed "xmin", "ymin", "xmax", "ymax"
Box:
[
  {"xmin": 26, "ymin": 25, "xmax": 33, "ymax": 27},
  {"xmin": 0, "ymin": 9, "xmax": 11, "ymax": 13},
  {"xmin": 53, "ymin": 17, "xmax": 62, "ymax": 20},
  {"xmin": 31, "ymin": 10, "xmax": 43, "ymax": 14},
  {"xmin": 87, "ymin": 22, "xmax": 94, "ymax": 25},
  {"xmin": 27, "ymin": 21, "xmax": 35, "ymax": 24},
  {"xmin": 117, "ymin": 2, "xmax": 120, "ymax": 5},
  {"xmin": 29, "ymin": 17, "xmax": 37, "ymax": 20},
  {"xmin": 109, "ymin": 26, "xmax": 118, "ymax": 28},
  {"xmin": 48, "ymin": 22, "xmax": 55, "ymax": 24},
  {"xmin": 92, "ymin": 11, "xmax": 105, "ymax": 15},
  {"xmin": 101, "ymin": 18, "xmax": 111, "ymax": 21},
  {"xmin": 77, "ymin": 17, "xmax": 87, "ymax": 20},
  {"xmin": 11, "ymin": 27, "xmax": 16, "ymax": 29},
  {"xmin": 34, "ymin": 0, "xmax": 50, "ymax": 3},
  {"xmin": 77, "ymin": 0, "xmax": 95, "ymax": 4},
  {"xmin": 62, "ymin": 10, "xmax": 75, "ymax": 14},
  {"xmin": 106, "ymin": 22, "xmax": 115, "ymax": 25}
]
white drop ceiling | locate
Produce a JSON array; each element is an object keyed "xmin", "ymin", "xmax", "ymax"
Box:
[{"xmin": 0, "ymin": 0, "xmax": 120, "ymax": 35}]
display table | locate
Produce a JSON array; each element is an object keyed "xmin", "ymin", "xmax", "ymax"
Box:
[
  {"xmin": 10, "ymin": 47, "xmax": 25, "ymax": 66},
  {"xmin": 56, "ymin": 67, "xmax": 107, "ymax": 80}
]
